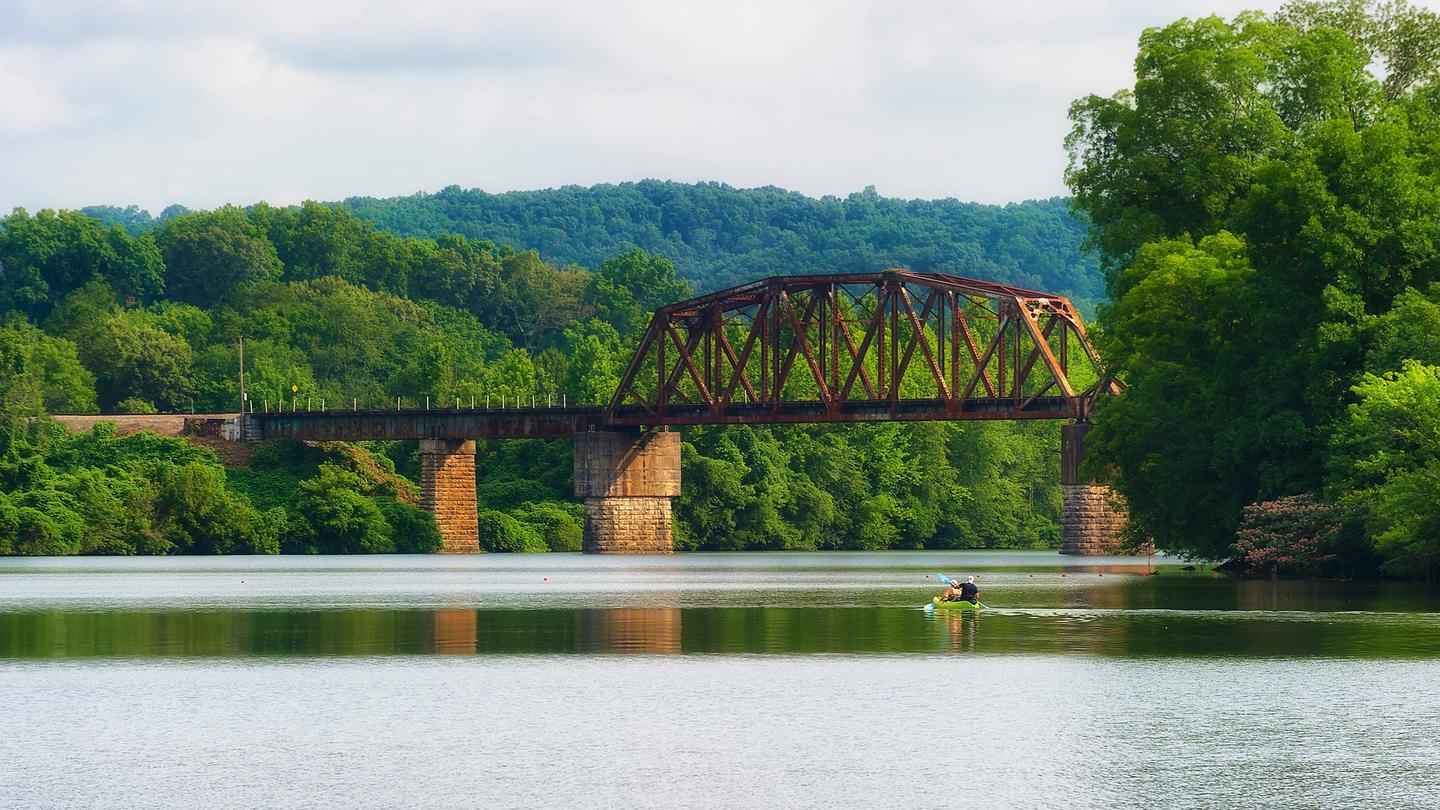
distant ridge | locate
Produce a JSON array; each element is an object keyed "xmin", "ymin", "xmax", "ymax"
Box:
[
  {"xmin": 338, "ymin": 181, "xmax": 1102, "ymax": 302},
  {"xmin": 78, "ymin": 180, "xmax": 1103, "ymax": 304}
]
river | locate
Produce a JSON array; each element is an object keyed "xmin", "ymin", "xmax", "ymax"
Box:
[{"xmin": 2, "ymin": 552, "xmax": 1438, "ymax": 808}]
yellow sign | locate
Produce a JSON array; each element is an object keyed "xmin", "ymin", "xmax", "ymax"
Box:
[{"xmin": 291, "ymin": 385, "xmax": 298, "ymax": 393}]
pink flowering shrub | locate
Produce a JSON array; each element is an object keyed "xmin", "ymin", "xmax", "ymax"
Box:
[{"xmin": 1230, "ymin": 495, "xmax": 1352, "ymax": 577}]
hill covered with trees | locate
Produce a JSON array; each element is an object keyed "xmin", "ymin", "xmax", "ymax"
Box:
[{"xmin": 84, "ymin": 182, "xmax": 1104, "ymax": 306}]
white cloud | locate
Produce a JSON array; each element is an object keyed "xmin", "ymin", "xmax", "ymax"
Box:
[
  {"xmin": 0, "ymin": 49, "xmax": 75, "ymax": 135},
  {"xmin": 0, "ymin": 0, "xmax": 1412, "ymax": 213}
]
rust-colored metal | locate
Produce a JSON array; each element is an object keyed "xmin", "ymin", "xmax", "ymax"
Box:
[
  {"xmin": 606, "ymin": 270, "xmax": 1118, "ymax": 426},
  {"xmin": 253, "ymin": 271, "xmax": 1118, "ymax": 442}
]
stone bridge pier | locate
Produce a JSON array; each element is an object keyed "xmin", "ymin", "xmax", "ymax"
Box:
[
  {"xmin": 573, "ymin": 430, "xmax": 681, "ymax": 554},
  {"xmin": 1060, "ymin": 423, "xmax": 1127, "ymax": 555},
  {"xmin": 420, "ymin": 439, "xmax": 480, "ymax": 553}
]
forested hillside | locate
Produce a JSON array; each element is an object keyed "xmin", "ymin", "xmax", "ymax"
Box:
[
  {"xmin": 84, "ymin": 182, "xmax": 1104, "ymax": 306},
  {"xmin": 1, "ymin": 197, "xmax": 1071, "ymax": 556},
  {"xmin": 341, "ymin": 183, "xmax": 1103, "ymax": 302}
]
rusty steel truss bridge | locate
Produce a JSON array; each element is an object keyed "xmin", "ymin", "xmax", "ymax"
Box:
[{"xmin": 253, "ymin": 270, "xmax": 1119, "ymax": 442}]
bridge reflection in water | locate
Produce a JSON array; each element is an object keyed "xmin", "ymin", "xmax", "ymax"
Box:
[
  {"xmin": 430, "ymin": 608, "xmax": 682, "ymax": 655},
  {"xmin": 7, "ymin": 576, "xmax": 1440, "ymax": 659}
]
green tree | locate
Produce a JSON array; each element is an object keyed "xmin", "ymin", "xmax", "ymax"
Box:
[
  {"xmin": 511, "ymin": 501, "xmax": 583, "ymax": 552},
  {"xmin": 153, "ymin": 461, "xmax": 277, "ymax": 554},
  {"xmin": 78, "ymin": 313, "xmax": 196, "ymax": 411},
  {"xmin": 561, "ymin": 320, "xmax": 624, "ymax": 405},
  {"xmin": 585, "ymin": 249, "xmax": 692, "ymax": 338},
  {"xmin": 294, "ymin": 464, "xmax": 394, "ymax": 553},
  {"xmin": 1068, "ymin": 2, "xmax": 1440, "ymax": 564},
  {"xmin": 156, "ymin": 206, "xmax": 283, "ymax": 306},
  {"xmin": 0, "ymin": 316, "xmax": 97, "ymax": 415},
  {"xmin": 1329, "ymin": 361, "xmax": 1440, "ymax": 576},
  {"xmin": 1087, "ymin": 235, "xmax": 1258, "ymax": 555},
  {"xmin": 0, "ymin": 208, "xmax": 164, "ymax": 318},
  {"xmin": 480, "ymin": 251, "xmax": 591, "ymax": 350},
  {"xmin": 409, "ymin": 232, "xmax": 501, "ymax": 311}
]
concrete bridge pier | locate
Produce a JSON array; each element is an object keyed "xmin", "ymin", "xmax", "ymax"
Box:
[
  {"xmin": 1060, "ymin": 423, "xmax": 1127, "ymax": 555},
  {"xmin": 574, "ymin": 431, "xmax": 681, "ymax": 554},
  {"xmin": 420, "ymin": 439, "xmax": 480, "ymax": 553}
]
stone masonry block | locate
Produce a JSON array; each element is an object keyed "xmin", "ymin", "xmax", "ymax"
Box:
[
  {"xmin": 574, "ymin": 431, "xmax": 681, "ymax": 498},
  {"xmin": 420, "ymin": 439, "xmax": 479, "ymax": 553}
]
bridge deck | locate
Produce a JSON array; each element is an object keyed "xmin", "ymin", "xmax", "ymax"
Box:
[
  {"xmin": 249, "ymin": 397, "xmax": 1073, "ymax": 441},
  {"xmin": 252, "ymin": 407, "xmax": 607, "ymax": 441}
]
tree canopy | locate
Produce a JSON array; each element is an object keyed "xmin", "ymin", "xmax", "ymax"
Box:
[{"xmin": 1069, "ymin": 0, "xmax": 1440, "ymax": 574}]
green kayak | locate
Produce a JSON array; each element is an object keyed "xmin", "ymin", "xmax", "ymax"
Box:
[{"xmin": 931, "ymin": 597, "xmax": 981, "ymax": 610}]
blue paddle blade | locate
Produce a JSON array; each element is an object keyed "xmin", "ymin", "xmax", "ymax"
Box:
[{"xmin": 935, "ymin": 573, "xmax": 953, "ymax": 585}]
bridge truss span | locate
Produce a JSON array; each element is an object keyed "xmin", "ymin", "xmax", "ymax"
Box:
[{"xmin": 606, "ymin": 270, "xmax": 1119, "ymax": 426}]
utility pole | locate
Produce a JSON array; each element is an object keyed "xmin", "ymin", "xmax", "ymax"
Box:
[{"xmin": 238, "ymin": 335, "xmax": 247, "ymax": 436}]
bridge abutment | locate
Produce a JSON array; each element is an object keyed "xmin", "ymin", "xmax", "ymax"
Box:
[
  {"xmin": 420, "ymin": 439, "xmax": 480, "ymax": 553},
  {"xmin": 1060, "ymin": 423, "xmax": 1127, "ymax": 555},
  {"xmin": 574, "ymin": 431, "xmax": 681, "ymax": 554}
]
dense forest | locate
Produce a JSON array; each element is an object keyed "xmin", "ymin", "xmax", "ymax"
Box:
[
  {"xmin": 82, "ymin": 183, "xmax": 1105, "ymax": 306},
  {"xmin": 0, "ymin": 197, "xmax": 1066, "ymax": 556},
  {"xmin": 1070, "ymin": 0, "xmax": 1440, "ymax": 578}
]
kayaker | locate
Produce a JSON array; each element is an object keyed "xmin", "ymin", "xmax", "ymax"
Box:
[
  {"xmin": 958, "ymin": 576, "xmax": 979, "ymax": 605},
  {"xmin": 941, "ymin": 579, "xmax": 964, "ymax": 602}
]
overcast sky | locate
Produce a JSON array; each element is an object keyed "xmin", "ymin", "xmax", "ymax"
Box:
[{"xmin": 2, "ymin": 0, "xmax": 1335, "ymax": 213}]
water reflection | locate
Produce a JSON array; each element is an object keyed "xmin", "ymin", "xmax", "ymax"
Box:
[
  {"xmin": 428, "ymin": 608, "xmax": 683, "ymax": 655},
  {"xmin": 929, "ymin": 610, "xmax": 980, "ymax": 654},
  {"xmin": 432, "ymin": 610, "xmax": 477, "ymax": 655},
  {"xmin": 2, "ymin": 553, "xmax": 1439, "ymax": 660},
  {"xmin": 5, "ymin": 602, "xmax": 1440, "ymax": 659}
]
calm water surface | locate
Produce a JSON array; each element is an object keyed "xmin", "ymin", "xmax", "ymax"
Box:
[{"xmin": 3, "ymin": 552, "xmax": 1439, "ymax": 808}]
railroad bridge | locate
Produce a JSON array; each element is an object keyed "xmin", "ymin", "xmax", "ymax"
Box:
[{"xmin": 248, "ymin": 271, "xmax": 1126, "ymax": 555}]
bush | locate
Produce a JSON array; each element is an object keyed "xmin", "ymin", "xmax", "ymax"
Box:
[
  {"xmin": 293, "ymin": 464, "xmax": 394, "ymax": 553},
  {"xmin": 376, "ymin": 497, "xmax": 443, "ymax": 553},
  {"xmin": 9, "ymin": 490, "xmax": 87, "ymax": 555},
  {"xmin": 1229, "ymin": 495, "xmax": 1371, "ymax": 578},
  {"xmin": 477, "ymin": 509, "xmax": 547, "ymax": 552},
  {"xmin": 152, "ymin": 461, "xmax": 278, "ymax": 554},
  {"xmin": 48, "ymin": 422, "xmax": 216, "ymax": 471},
  {"xmin": 512, "ymin": 501, "xmax": 583, "ymax": 552}
]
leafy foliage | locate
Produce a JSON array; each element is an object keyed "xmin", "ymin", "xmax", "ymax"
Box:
[
  {"xmin": 338, "ymin": 183, "xmax": 1105, "ymax": 304},
  {"xmin": 477, "ymin": 509, "xmax": 547, "ymax": 553},
  {"xmin": 1329, "ymin": 361, "xmax": 1440, "ymax": 575},
  {"xmin": 1071, "ymin": 0, "xmax": 1440, "ymax": 576},
  {"xmin": 2, "ymin": 177, "xmax": 1106, "ymax": 555}
]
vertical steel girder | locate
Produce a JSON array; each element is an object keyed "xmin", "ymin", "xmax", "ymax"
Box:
[{"xmin": 605, "ymin": 271, "xmax": 1118, "ymax": 426}]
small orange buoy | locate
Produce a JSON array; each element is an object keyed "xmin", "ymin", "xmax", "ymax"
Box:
[{"xmin": 1061, "ymin": 573, "xmax": 1067, "ymax": 578}]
